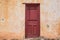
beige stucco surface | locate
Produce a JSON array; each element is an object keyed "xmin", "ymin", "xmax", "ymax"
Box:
[
  {"xmin": 0, "ymin": 0, "xmax": 60, "ymax": 39},
  {"xmin": 40, "ymin": 0, "xmax": 60, "ymax": 38}
]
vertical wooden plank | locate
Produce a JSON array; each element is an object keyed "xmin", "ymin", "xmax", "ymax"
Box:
[{"xmin": 25, "ymin": 4, "xmax": 40, "ymax": 38}]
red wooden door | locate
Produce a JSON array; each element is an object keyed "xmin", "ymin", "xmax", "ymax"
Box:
[{"xmin": 25, "ymin": 4, "xmax": 40, "ymax": 38}]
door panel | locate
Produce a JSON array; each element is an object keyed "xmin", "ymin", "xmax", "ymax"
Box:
[
  {"xmin": 30, "ymin": 10, "xmax": 38, "ymax": 20},
  {"xmin": 25, "ymin": 4, "xmax": 40, "ymax": 38}
]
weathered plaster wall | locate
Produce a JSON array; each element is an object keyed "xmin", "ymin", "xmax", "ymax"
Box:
[
  {"xmin": 0, "ymin": 0, "xmax": 25, "ymax": 40},
  {"xmin": 0, "ymin": 0, "xmax": 60, "ymax": 39},
  {"xmin": 40, "ymin": 0, "xmax": 60, "ymax": 38}
]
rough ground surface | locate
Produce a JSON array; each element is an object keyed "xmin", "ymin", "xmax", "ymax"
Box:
[{"xmin": 0, "ymin": 37, "xmax": 60, "ymax": 40}]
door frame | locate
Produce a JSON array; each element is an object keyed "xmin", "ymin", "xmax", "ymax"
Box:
[{"xmin": 23, "ymin": 3, "xmax": 40, "ymax": 38}]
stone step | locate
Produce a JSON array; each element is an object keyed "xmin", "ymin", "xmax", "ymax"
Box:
[
  {"xmin": 0, "ymin": 37, "xmax": 59, "ymax": 40},
  {"xmin": 24, "ymin": 37, "xmax": 60, "ymax": 40}
]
